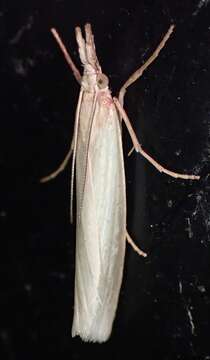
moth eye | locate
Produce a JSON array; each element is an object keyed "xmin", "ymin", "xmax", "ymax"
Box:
[{"xmin": 96, "ymin": 73, "xmax": 109, "ymax": 89}]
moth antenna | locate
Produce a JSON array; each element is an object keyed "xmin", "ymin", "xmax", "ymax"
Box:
[
  {"xmin": 78, "ymin": 92, "xmax": 98, "ymax": 221},
  {"xmin": 70, "ymin": 89, "xmax": 84, "ymax": 223}
]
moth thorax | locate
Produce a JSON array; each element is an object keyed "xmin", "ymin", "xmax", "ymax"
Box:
[{"xmin": 96, "ymin": 73, "xmax": 109, "ymax": 89}]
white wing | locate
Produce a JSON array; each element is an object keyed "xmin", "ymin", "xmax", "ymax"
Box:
[{"xmin": 72, "ymin": 92, "xmax": 126, "ymax": 342}]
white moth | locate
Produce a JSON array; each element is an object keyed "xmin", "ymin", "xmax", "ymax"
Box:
[{"xmin": 41, "ymin": 23, "xmax": 199, "ymax": 343}]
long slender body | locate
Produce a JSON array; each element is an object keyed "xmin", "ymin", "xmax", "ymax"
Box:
[
  {"xmin": 72, "ymin": 85, "xmax": 126, "ymax": 342},
  {"xmin": 46, "ymin": 24, "xmax": 127, "ymax": 342},
  {"xmin": 41, "ymin": 23, "xmax": 200, "ymax": 343}
]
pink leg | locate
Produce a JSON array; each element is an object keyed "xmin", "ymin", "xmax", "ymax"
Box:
[
  {"xmin": 118, "ymin": 25, "xmax": 174, "ymax": 107},
  {"xmin": 40, "ymin": 138, "xmax": 74, "ymax": 183},
  {"xmin": 126, "ymin": 231, "xmax": 147, "ymax": 257},
  {"xmin": 51, "ymin": 28, "xmax": 82, "ymax": 84},
  {"xmin": 114, "ymin": 98, "xmax": 200, "ymax": 180}
]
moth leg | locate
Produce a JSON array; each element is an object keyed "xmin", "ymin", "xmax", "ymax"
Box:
[
  {"xmin": 126, "ymin": 231, "xmax": 147, "ymax": 257},
  {"xmin": 118, "ymin": 25, "xmax": 174, "ymax": 107},
  {"xmin": 118, "ymin": 25, "xmax": 174, "ymax": 156},
  {"xmin": 114, "ymin": 98, "xmax": 200, "ymax": 180},
  {"xmin": 40, "ymin": 138, "xmax": 74, "ymax": 183},
  {"xmin": 51, "ymin": 28, "xmax": 82, "ymax": 84}
]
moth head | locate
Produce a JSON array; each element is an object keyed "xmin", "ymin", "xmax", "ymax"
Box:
[{"xmin": 96, "ymin": 73, "xmax": 109, "ymax": 89}]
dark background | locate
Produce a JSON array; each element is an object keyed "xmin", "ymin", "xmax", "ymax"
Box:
[{"xmin": 1, "ymin": 0, "xmax": 210, "ymax": 359}]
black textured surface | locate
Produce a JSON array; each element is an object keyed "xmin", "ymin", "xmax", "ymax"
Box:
[{"xmin": 1, "ymin": 1, "xmax": 210, "ymax": 359}]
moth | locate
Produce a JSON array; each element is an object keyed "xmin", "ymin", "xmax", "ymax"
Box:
[{"xmin": 41, "ymin": 23, "xmax": 200, "ymax": 343}]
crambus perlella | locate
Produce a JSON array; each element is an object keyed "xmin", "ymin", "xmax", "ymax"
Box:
[{"xmin": 41, "ymin": 23, "xmax": 199, "ymax": 342}]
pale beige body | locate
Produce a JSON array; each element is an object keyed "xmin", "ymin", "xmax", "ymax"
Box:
[
  {"xmin": 72, "ymin": 87, "xmax": 126, "ymax": 341},
  {"xmin": 41, "ymin": 23, "xmax": 199, "ymax": 343}
]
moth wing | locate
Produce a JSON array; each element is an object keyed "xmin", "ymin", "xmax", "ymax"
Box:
[{"xmin": 72, "ymin": 101, "xmax": 126, "ymax": 342}]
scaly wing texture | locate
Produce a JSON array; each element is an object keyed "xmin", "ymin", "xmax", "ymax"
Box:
[{"xmin": 72, "ymin": 93, "xmax": 126, "ymax": 342}]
